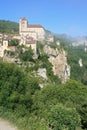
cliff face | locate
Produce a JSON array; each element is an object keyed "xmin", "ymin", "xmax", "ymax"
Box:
[{"xmin": 43, "ymin": 45, "xmax": 70, "ymax": 83}]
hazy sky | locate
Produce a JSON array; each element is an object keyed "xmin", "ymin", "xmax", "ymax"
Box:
[{"xmin": 0, "ymin": 0, "xmax": 87, "ymax": 36}]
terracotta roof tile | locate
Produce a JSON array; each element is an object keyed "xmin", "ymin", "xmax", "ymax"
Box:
[{"xmin": 28, "ymin": 24, "xmax": 43, "ymax": 28}]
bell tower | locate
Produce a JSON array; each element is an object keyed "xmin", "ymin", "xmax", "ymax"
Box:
[{"xmin": 19, "ymin": 17, "xmax": 28, "ymax": 34}]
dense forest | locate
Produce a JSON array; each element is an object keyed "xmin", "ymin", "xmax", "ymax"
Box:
[{"xmin": 0, "ymin": 20, "xmax": 18, "ymax": 33}]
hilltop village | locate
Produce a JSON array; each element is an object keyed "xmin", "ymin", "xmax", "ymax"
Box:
[
  {"xmin": 0, "ymin": 17, "xmax": 54, "ymax": 57},
  {"xmin": 0, "ymin": 18, "xmax": 87, "ymax": 130},
  {"xmin": 0, "ymin": 17, "xmax": 70, "ymax": 83}
]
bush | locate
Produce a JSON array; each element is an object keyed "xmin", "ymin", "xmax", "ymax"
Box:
[{"xmin": 47, "ymin": 103, "xmax": 81, "ymax": 130}]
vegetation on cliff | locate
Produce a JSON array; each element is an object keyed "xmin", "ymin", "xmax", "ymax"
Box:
[
  {"xmin": 0, "ymin": 20, "xmax": 87, "ymax": 129},
  {"xmin": 67, "ymin": 45, "xmax": 87, "ymax": 85},
  {"xmin": 0, "ymin": 61, "xmax": 87, "ymax": 130},
  {"xmin": 56, "ymin": 34, "xmax": 87, "ymax": 85}
]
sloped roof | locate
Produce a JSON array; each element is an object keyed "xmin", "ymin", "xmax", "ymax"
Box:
[{"xmin": 28, "ymin": 24, "xmax": 43, "ymax": 28}]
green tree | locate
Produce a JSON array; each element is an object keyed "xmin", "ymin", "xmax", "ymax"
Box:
[
  {"xmin": 0, "ymin": 62, "xmax": 39, "ymax": 116},
  {"xmin": 32, "ymin": 80, "xmax": 87, "ymax": 129},
  {"xmin": 78, "ymin": 104, "xmax": 87, "ymax": 129},
  {"xmin": 20, "ymin": 47, "xmax": 34, "ymax": 62},
  {"xmin": 67, "ymin": 45, "xmax": 87, "ymax": 84},
  {"xmin": 8, "ymin": 39, "xmax": 19, "ymax": 46},
  {"xmin": 47, "ymin": 103, "xmax": 81, "ymax": 130}
]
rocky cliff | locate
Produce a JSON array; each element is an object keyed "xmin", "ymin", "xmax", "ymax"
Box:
[{"xmin": 43, "ymin": 45, "xmax": 70, "ymax": 83}]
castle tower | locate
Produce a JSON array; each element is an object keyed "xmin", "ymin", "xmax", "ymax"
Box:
[{"xmin": 19, "ymin": 17, "xmax": 28, "ymax": 34}]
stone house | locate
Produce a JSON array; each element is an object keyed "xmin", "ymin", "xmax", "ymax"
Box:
[{"xmin": 0, "ymin": 37, "xmax": 16, "ymax": 57}]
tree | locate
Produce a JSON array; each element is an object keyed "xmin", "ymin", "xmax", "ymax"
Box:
[
  {"xmin": 0, "ymin": 62, "xmax": 39, "ymax": 115},
  {"xmin": 67, "ymin": 45, "xmax": 87, "ymax": 84},
  {"xmin": 32, "ymin": 80, "xmax": 87, "ymax": 129},
  {"xmin": 47, "ymin": 103, "xmax": 81, "ymax": 130},
  {"xmin": 79, "ymin": 104, "xmax": 87, "ymax": 129},
  {"xmin": 8, "ymin": 39, "xmax": 19, "ymax": 46},
  {"xmin": 20, "ymin": 47, "xmax": 34, "ymax": 62}
]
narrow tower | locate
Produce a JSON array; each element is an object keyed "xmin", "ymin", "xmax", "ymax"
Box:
[{"xmin": 19, "ymin": 17, "xmax": 28, "ymax": 34}]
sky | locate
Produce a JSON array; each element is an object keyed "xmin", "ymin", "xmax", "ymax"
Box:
[{"xmin": 0, "ymin": 0, "xmax": 87, "ymax": 36}]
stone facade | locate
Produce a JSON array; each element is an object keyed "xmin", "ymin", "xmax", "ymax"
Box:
[
  {"xmin": 19, "ymin": 17, "xmax": 45, "ymax": 40},
  {"xmin": 0, "ymin": 17, "xmax": 44, "ymax": 56},
  {"xmin": 0, "ymin": 37, "xmax": 16, "ymax": 57},
  {"xmin": 19, "ymin": 17, "xmax": 46, "ymax": 53},
  {"xmin": 0, "ymin": 38, "xmax": 8, "ymax": 57}
]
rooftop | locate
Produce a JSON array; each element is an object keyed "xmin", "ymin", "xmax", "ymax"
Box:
[{"xmin": 28, "ymin": 24, "xmax": 43, "ymax": 28}]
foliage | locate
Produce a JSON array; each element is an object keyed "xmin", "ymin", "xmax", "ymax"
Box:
[
  {"xmin": 0, "ymin": 107, "xmax": 48, "ymax": 130},
  {"xmin": 78, "ymin": 104, "xmax": 87, "ymax": 129},
  {"xmin": 8, "ymin": 39, "xmax": 19, "ymax": 46},
  {"xmin": 32, "ymin": 80, "xmax": 87, "ymax": 129},
  {"xmin": 67, "ymin": 45, "xmax": 87, "ymax": 84},
  {"xmin": 47, "ymin": 103, "xmax": 80, "ymax": 130},
  {"xmin": 49, "ymin": 42, "xmax": 57, "ymax": 49},
  {"xmin": 0, "ymin": 62, "xmax": 39, "ymax": 116},
  {"xmin": 19, "ymin": 47, "xmax": 34, "ymax": 62},
  {"xmin": 0, "ymin": 61, "xmax": 86, "ymax": 129},
  {"xmin": 0, "ymin": 20, "xmax": 18, "ymax": 34},
  {"xmin": 37, "ymin": 41, "xmax": 44, "ymax": 56},
  {"xmin": 4, "ymin": 49, "xmax": 16, "ymax": 57},
  {"xmin": 0, "ymin": 33, "xmax": 87, "ymax": 130}
]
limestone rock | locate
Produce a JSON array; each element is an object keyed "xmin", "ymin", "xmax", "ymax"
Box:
[
  {"xmin": 39, "ymin": 84, "xmax": 44, "ymax": 88},
  {"xmin": 44, "ymin": 45, "xmax": 70, "ymax": 83},
  {"xmin": 37, "ymin": 68, "xmax": 47, "ymax": 80},
  {"xmin": 78, "ymin": 58, "xmax": 83, "ymax": 67},
  {"xmin": 43, "ymin": 45, "xmax": 59, "ymax": 57}
]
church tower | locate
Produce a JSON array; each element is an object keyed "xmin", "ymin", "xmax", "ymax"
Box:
[{"xmin": 19, "ymin": 17, "xmax": 28, "ymax": 34}]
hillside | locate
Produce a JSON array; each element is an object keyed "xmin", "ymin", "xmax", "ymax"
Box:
[
  {"xmin": 54, "ymin": 34, "xmax": 87, "ymax": 85},
  {"xmin": 0, "ymin": 61, "xmax": 86, "ymax": 130},
  {"xmin": 0, "ymin": 20, "xmax": 87, "ymax": 130},
  {"xmin": 0, "ymin": 20, "xmax": 18, "ymax": 34}
]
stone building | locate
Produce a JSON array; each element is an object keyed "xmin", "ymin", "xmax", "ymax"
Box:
[
  {"xmin": 0, "ymin": 37, "xmax": 9, "ymax": 57},
  {"xmin": 0, "ymin": 37, "xmax": 15, "ymax": 57},
  {"xmin": 0, "ymin": 17, "xmax": 46, "ymax": 57},
  {"xmin": 19, "ymin": 17, "xmax": 45, "ymax": 40}
]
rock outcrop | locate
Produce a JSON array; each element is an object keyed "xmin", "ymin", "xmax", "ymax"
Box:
[
  {"xmin": 37, "ymin": 68, "xmax": 48, "ymax": 80},
  {"xmin": 78, "ymin": 58, "xmax": 83, "ymax": 67},
  {"xmin": 44, "ymin": 45, "xmax": 70, "ymax": 83},
  {"xmin": 44, "ymin": 45, "xmax": 58, "ymax": 57}
]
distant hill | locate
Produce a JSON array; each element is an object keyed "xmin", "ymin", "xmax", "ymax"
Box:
[{"xmin": 0, "ymin": 20, "xmax": 19, "ymax": 34}]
